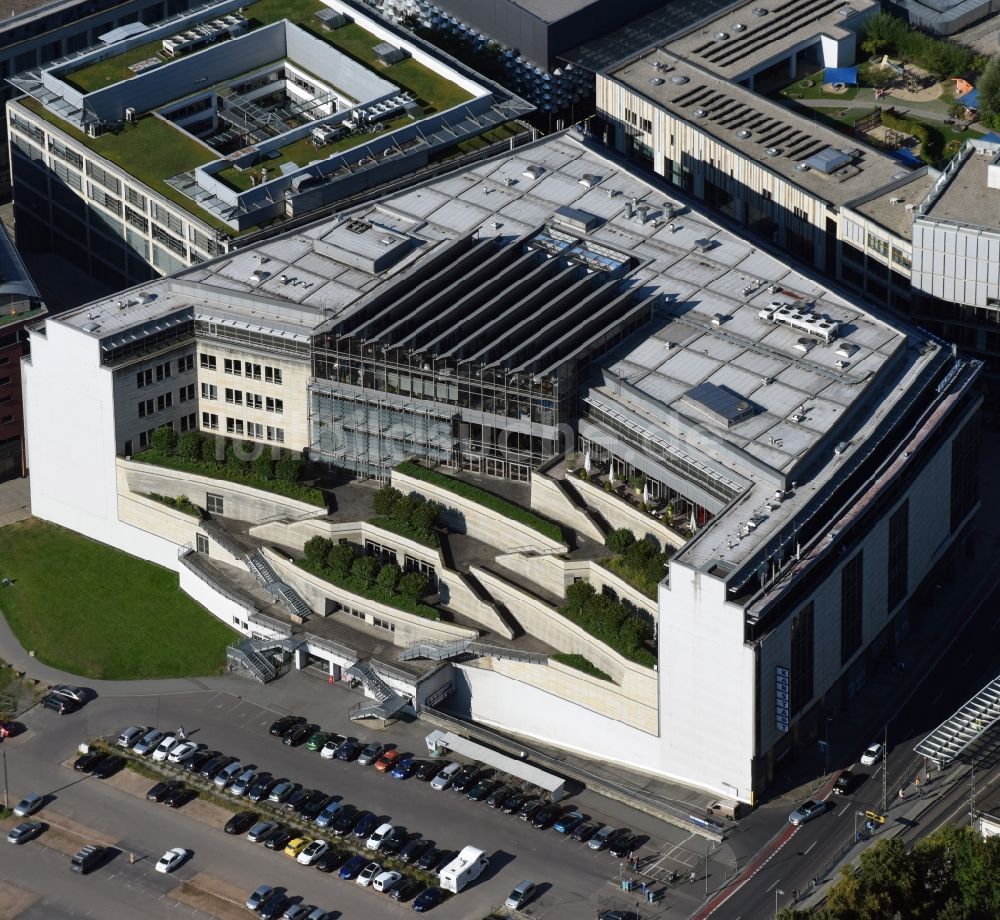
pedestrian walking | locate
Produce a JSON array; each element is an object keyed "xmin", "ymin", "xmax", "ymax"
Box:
[
  {"xmin": 898, "ymin": 787, "xmax": 905, "ymax": 803},
  {"xmin": 915, "ymin": 776, "xmax": 923, "ymax": 797},
  {"xmin": 792, "ymin": 889, "xmax": 798, "ymax": 901},
  {"xmin": 641, "ymin": 881, "xmax": 647, "ymax": 896}
]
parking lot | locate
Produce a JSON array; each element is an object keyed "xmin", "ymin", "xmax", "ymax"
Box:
[{"xmin": 1, "ymin": 673, "xmax": 717, "ymax": 918}]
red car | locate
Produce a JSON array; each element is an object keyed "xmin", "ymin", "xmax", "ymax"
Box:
[
  {"xmin": 374, "ymin": 749, "xmax": 401, "ymax": 773},
  {"xmin": 0, "ymin": 720, "xmax": 17, "ymax": 739}
]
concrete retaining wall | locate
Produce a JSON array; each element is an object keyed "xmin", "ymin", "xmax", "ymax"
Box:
[
  {"xmin": 529, "ymin": 470, "xmax": 604, "ymax": 542},
  {"xmin": 573, "ymin": 475, "xmax": 686, "ymax": 552}
]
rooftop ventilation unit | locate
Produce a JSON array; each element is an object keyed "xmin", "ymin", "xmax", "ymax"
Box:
[
  {"xmin": 795, "ymin": 162, "xmax": 810, "ymax": 172},
  {"xmin": 760, "ymin": 301, "xmax": 842, "ymax": 342},
  {"xmin": 736, "ymin": 129, "xmax": 752, "ymax": 139},
  {"xmin": 694, "ymin": 108, "xmax": 707, "ymax": 117},
  {"xmin": 578, "ymin": 173, "xmax": 601, "ymax": 188},
  {"xmin": 804, "ymin": 147, "xmax": 853, "ymax": 174},
  {"xmin": 522, "ymin": 165, "xmax": 543, "ymax": 180},
  {"xmin": 650, "ymin": 77, "xmax": 664, "ymax": 85},
  {"xmin": 752, "ymin": 6, "xmax": 768, "ymax": 14},
  {"xmin": 714, "ymin": 31, "xmax": 728, "ymax": 39},
  {"xmin": 794, "ymin": 337, "xmax": 816, "ymax": 353},
  {"xmin": 683, "ymin": 381, "xmax": 755, "ymax": 427},
  {"xmin": 670, "ymin": 75, "xmax": 689, "ymax": 84},
  {"xmin": 765, "ymin": 146, "xmax": 781, "ymax": 156},
  {"xmin": 732, "ymin": 22, "xmax": 747, "ymax": 31}
]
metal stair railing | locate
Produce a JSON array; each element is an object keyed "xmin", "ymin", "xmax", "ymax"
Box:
[
  {"xmin": 346, "ymin": 660, "xmax": 394, "ymax": 702},
  {"xmin": 273, "ymin": 582, "xmax": 311, "ymax": 619},
  {"xmin": 227, "ymin": 640, "xmax": 276, "ymax": 683},
  {"xmin": 915, "ymin": 673, "xmax": 1000, "ymax": 767},
  {"xmin": 245, "ymin": 550, "xmax": 278, "ymax": 588},
  {"xmin": 398, "ymin": 639, "xmax": 471, "ymax": 661},
  {"xmin": 467, "ymin": 642, "xmax": 548, "ymax": 664}
]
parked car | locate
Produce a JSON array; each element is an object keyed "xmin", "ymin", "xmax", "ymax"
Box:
[
  {"xmin": 167, "ymin": 741, "xmax": 198, "ymax": 764},
  {"xmin": 224, "ymin": 811, "xmax": 258, "ymax": 835},
  {"xmin": 297, "ymin": 839, "xmax": 330, "ymax": 866},
  {"xmin": 416, "ymin": 846, "xmax": 445, "ymax": 871},
  {"xmin": 336, "ymin": 740, "xmax": 362, "ymax": 761},
  {"xmin": 320, "ymin": 738, "xmax": 341, "ymax": 759},
  {"xmin": 247, "ymin": 775, "xmax": 277, "ymax": 802},
  {"xmin": 352, "ymin": 811, "xmax": 377, "ymax": 840},
  {"xmin": 230, "ymin": 768, "xmax": 259, "ymax": 797},
  {"xmin": 380, "ymin": 827, "xmax": 408, "ymax": 857},
  {"xmin": 41, "ymin": 694, "xmax": 78, "ymax": 714},
  {"xmin": 357, "ymin": 742, "xmax": 384, "ymax": 766},
  {"xmin": 399, "ymin": 838, "xmax": 432, "ymax": 865},
  {"xmin": 0, "ymin": 719, "xmax": 18, "ymax": 738},
  {"xmin": 467, "ymin": 778, "xmax": 499, "ymax": 802},
  {"xmin": 269, "ymin": 715, "xmax": 305, "ymax": 736},
  {"xmin": 392, "ymin": 758, "xmax": 419, "ymax": 780},
  {"xmin": 213, "ymin": 761, "xmax": 244, "ymax": 789},
  {"xmin": 301, "ymin": 793, "xmax": 334, "ymax": 823},
  {"xmin": 182, "ymin": 750, "xmax": 217, "ymax": 774},
  {"xmin": 609, "ymin": 834, "xmax": 640, "ymax": 859},
  {"xmin": 788, "ymin": 800, "xmax": 827, "ymax": 826},
  {"xmin": 284, "ymin": 837, "xmax": 309, "ymax": 859},
  {"xmin": 305, "ymin": 731, "xmax": 330, "ymax": 752},
  {"xmin": 315, "ymin": 800, "xmax": 345, "ymax": 829},
  {"xmin": 283, "ymin": 905, "xmax": 313, "ymax": 920},
  {"xmin": 146, "ymin": 780, "xmax": 184, "ymax": 803},
  {"xmin": 52, "ymin": 685, "xmax": 86, "ymax": 704},
  {"xmin": 200, "ymin": 754, "xmax": 235, "ymax": 780},
  {"xmin": 554, "ymin": 810, "xmax": 586, "ymax": 834},
  {"xmin": 164, "ymin": 785, "xmax": 196, "ymax": 809},
  {"xmin": 329, "ymin": 807, "xmax": 361, "ymax": 836},
  {"xmin": 588, "ymin": 825, "xmax": 616, "ymax": 850},
  {"xmin": 73, "ymin": 751, "xmax": 104, "ymax": 772},
  {"xmin": 7, "ymin": 821, "xmax": 43, "ymax": 845},
  {"xmin": 70, "ymin": 844, "xmax": 105, "ymax": 874},
  {"xmin": 338, "ymin": 853, "xmax": 368, "ymax": 880},
  {"xmin": 572, "ymin": 821, "xmax": 599, "ymax": 842},
  {"xmin": 315, "ymin": 848, "xmax": 349, "ymax": 873},
  {"xmin": 412, "ymin": 887, "xmax": 446, "ymax": 912},
  {"xmin": 375, "ymin": 749, "xmax": 401, "ymax": 773},
  {"xmin": 247, "ymin": 821, "xmax": 279, "ymax": 844},
  {"xmin": 430, "ymin": 762, "xmax": 461, "ymax": 791},
  {"xmin": 502, "ymin": 792, "xmax": 529, "ymax": 815},
  {"xmin": 833, "ymin": 769, "xmax": 859, "ymax": 796},
  {"xmin": 151, "ymin": 735, "xmax": 178, "ymax": 762},
  {"xmin": 518, "ymin": 798, "xmax": 544, "ymax": 821},
  {"xmin": 505, "ymin": 880, "xmax": 536, "ymax": 910},
  {"xmin": 390, "ymin": 877, "xmax": 422, "ymax": 901},
  {"xmin": 860, "ymin": 743, "xmax": 884, "ymax": 767},
  {"xmin": 366, "ymin": 823, "xmax": 394, "ymax": 851},
  {"xmin": 357, "ymin": 861, "xmax": 382, "ymax": 887},
  {"xmin": 116, "ymin": 725, "xmax": 146, "ymax": 748},
  {"xmin": 268, "ymin": 781, "xmax": 301, "ymax": 804},
  {"xmin": 133, "ymin": 729, "xmax": 165, "ymax": 756},
  {"xmin": 91, "ymin": 755, "xmax": 125, "ymax": 779},
  {"xmin": 283, "ymin": 723, "xmax": 318, "ymax": 747},
  {"xmin": 416, "ymin": 761, "xmax": 442, "ymax": 782},
  {"xmin": 486, "ymin": 785, "xmax": 514, "ymax": 809},
  {"xmin": 532, "ymin": 803, "xmax": 563, "ymax": 829},
  {"xmin": 284, "ymin": 787, "xmax": 312, "ymax": 812},
  {"xmin": 154, "ymin": 847, "xmax": 187, "ymax": 874},
  {"xmin": 258, "ymin": 893, "xmax": 290, "ymax": 920},
  {"xmin": 451, "ymin": 764, "xmax": 483, "ymax": 793},
  {"xmin": 373, "ymin": 870, "xmax": 402, "ymax": 893},
  {"xmin": 266, "ymin": 829, "xmax": 294, "ymax": 852},
  {"xmin": 246, "ymin": 884, "xmax": 274, "ymax": 911}
]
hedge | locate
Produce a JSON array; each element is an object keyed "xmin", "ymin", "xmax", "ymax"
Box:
[
  {"xmin": 145, "ymin": 492, "xmax": 202, "ymax": 518},
  {"xmin": 551, "ymin": 652, "xmax": 612, "ymax": 681},
  {"xmin": 395, "ymin": 460, "xmax": 565, "ymax": 543},
  {"xmin": 881, "ymin": 109, "xmax": 944, "ymax": 165},
  {"xmin": 561, "ymin": 580, "xmax": 656, "ymax": 668},
  {"xmin": 603, "ymin": 528, "xmax": 671, "ymax": 598},
  {"xmin": 136, "ymin": 439, "xmax": 326, "ymax": 507},
  {"xmin": 297, "ymin": 556, "xmax": 440, "ymax": 621},
  {"xmin": 370, "ymin": 484, "xmax": 440, "ymax": 547}
]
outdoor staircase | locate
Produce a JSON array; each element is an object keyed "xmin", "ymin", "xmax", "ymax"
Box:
[
  {"xmin": 915, "ymin": 673, "xmax": 1000, "ymax": 767},
  {"xmin": 556, "ymin": 475, "xmax": 611, "ymax": 539},
  {"xmin": 226, "ymin": 634, "xmax": 306, "ymax": 684},
  {"xmin": 398, "ymin": 638, "xmax": 547, "ymax": 664},
  {"xmin": 347, "ymin": 659, "xmax": 410, "ymax": 721},
  {"xmin": 244, "ymin": 550, "xmax": 311, "ymax": 620}
]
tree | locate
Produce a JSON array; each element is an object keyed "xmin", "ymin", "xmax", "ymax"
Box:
[
  {"xmin": 275, "ymin": 452, "xmax": 303, "ymax": 485},
  {"xmin": 978, "ymin": 55, "xmax": 1000, "ymax": 129},
  {"xmin": 350, "ymin": 554, "xmax": 380, "ymax": 589},
  {"xmin": 252, "ymin": 450, "xmax": 274, "ymax": 482},
  {"xmin": 178, "ymin": 431, "xmax": 202, "ymax": 461},
  {"xmin": 150, "ymin": 424, "xmax": 177, "ymax": 455},
  {"xmin": 398, "ymin": 570, "xmax": 428, "ymax": 601},
  {"xmin": 607, "ymin": 527, "xmax": 636, "ymax": 555},
  {"xmin": 201, "ymin": 436, "xmax": 220, "ymax": 464},
  {"xmin": 410, "ymin": 498, "xmax": 440, "ymax": 538},
  {"xmin": 373, "ymin": 485, "xmax": 402, "ymax": 518},
  {"xmin": 565, "ymin": 579, "xmax": 596, "ymax": 613},
  {"xmin": 376, "ymin": 562, "xmax": 401, "ymax": 596},
  {"xmin": 326, "ymin": 541, "xmax": 355, "ymax": 578},
  {"xmin": 303, "ymin": 536, "xmax": 332, "ymax": 568},
  {"xmin": 225, "ymin": 440, "xmax": 247, "ymax": 476}
]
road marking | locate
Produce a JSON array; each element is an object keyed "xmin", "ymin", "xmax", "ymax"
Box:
[
  {"xmin": 765, "ymin": 878, "xmax": 781, "ymax": 892},
  {"xmin": 803, "ymin": 840, "xmax": 817, "ymax": 855},
  {"xmin": 838, "ymin": 803, "xmax": 850, "ymax": 816}
]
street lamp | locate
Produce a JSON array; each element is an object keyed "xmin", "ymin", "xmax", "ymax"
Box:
[
  {"xmin": 824, "ymin": 716, "xmax": 833, "ymax": 776},
  {"xmin": 775, "ymin": 888, "xmax": 784, "ymax": 918}
]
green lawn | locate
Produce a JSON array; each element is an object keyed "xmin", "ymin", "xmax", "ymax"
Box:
[
  {"xmin": 778, "ymin": 70, "xmax": 859, "ymax": 102},
  {"xmin": 0, "ymin": 518, "xmax": 237, "ymax": 680},
  {"xmin": 64, "ymin": 39, "xmax": 165, "ymax": 93}
]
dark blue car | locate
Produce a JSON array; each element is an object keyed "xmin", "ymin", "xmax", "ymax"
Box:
[
  {"xmin": 412, "ymin": 887, "xmax": 446, "ymax": 912},
  {"xmin": 392, "ymin": 758, "xmax": 419, "ymax": 780},
  {"xmin": 352, "ymin": 811, "xmax": 378, "ymax": 839},
  {"xmin": 339, "ymin": 853, "xmax": 369, "ymax": 880}
]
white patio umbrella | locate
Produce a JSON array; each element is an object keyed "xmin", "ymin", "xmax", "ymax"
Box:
[
  {"xmin": 608, "ymin": 467, "xmax": 616, "ymax": 488},
  {"xmin": 642, "ymin": 482, "xmax": 649, "ymax": 505},
  {"xmin": 689, "ymin": 509, "xmax": 698, "ymax": 533},
  {"xmin": 584, "ymin": 449, "xmax": 592, "ymax": 474}
]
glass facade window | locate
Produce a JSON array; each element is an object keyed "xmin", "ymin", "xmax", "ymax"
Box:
[{"xmin": 840, "ymin": 551, "xmax": 863, "ymax": 665}]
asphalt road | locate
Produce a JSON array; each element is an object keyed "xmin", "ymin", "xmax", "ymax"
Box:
[
  {"xmin": 1, "ymin": 683, "xmax": 713, "ymax": 919},
  {"xmin": 707, "ymin": 562, "xmax": 1000, "ymax": 920}
]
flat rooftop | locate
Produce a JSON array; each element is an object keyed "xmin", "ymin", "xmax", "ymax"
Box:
[
  {"xmin": 921, "ymin": 144, "xmax": 1000, "ymax": 232},
  {"xmin": 609, "ymin": 50, "xmax": 909, "ymax": 207},
  {"xmin": 847, "ymin": 169, "xmax": 938, "ymax": 240},
  {"xmin": 663, "ymin": 0, "xmax": 876, "ymax": 80}
]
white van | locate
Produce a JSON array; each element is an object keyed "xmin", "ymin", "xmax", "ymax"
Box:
[{"xmin": 439, "ymin": 845, "xmax": 488, "ymax": 893}]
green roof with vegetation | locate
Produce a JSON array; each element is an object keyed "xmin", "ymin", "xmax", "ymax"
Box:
[
  {"xmin": 64, "ymin": 38, "xmax": 165, "ymax": 94},
  {"xmin": 562, "ymin": 580, "xmax": 656, "ymax": 668},
  {"xmin": 0, "ymin": 518, "xmax": 236, "ymax": 679},
  {"xmin": 551, "ymin": 652, "xmax": 612, "ymax": 682},
  {"xmin": 603, "ymin": 528, "xmax": 671, "ymax": 599},
  {"xmin": 394, "ymin": 460, "xmax": 565, "ymax": 544}
]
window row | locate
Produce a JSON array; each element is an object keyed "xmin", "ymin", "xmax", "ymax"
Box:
[
  {"xmin": 135, "ymin": 359, "xmax": 175, "ymax": 388},
  {"xmin": 222, "ymin": 358, "xmax": 283, "ymax": 384}
]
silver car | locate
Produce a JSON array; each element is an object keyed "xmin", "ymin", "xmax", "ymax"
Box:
[
  {"xmin": 788, "ymin": 799, "xmax": 827, "ymax": 826},
  {"xmin": 133, "ymin": 728, "xmax": 165, "ymax": 756},
  {"xmin": 588, "ymin": 825, "xmax": 615, "ymax": 850},
  {"xmin": 213, "ymin": 760, "xmax": 243, "ymax": 789},
  {"xmin": 13, "ymin": 793, "xmax": 43, "ymax": 817}
]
